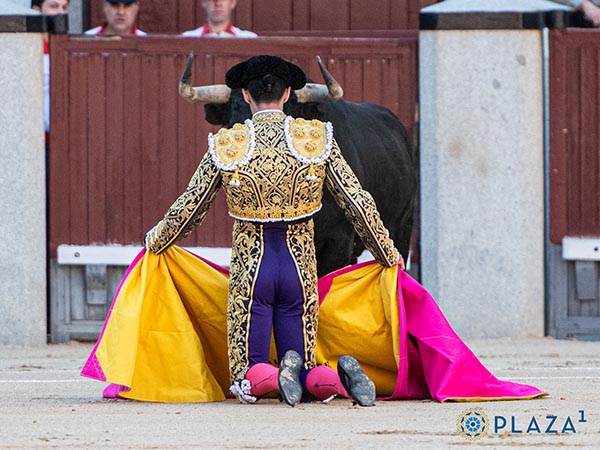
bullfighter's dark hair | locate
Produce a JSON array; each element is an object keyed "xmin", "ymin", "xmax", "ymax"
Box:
[
  {"xmin": 225, "ymin": 55, "xmax": 306, "ymax": 91},
  {"xmin": 245, "ymin": 74, "xmax": 288, "ymax": 103}
]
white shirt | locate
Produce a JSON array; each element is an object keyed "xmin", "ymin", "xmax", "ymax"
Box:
[
  {"xmin": 84, "ymin": 25, "xmax": 147, "ymax": 36},
  {"xmin": 182, "ymin": 24, "xmax": 257, "ymax": 38}
]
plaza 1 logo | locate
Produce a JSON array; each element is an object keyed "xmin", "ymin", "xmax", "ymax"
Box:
[
  {"xmin": 457, "ymin": 408, "xmax": 490, "ymax": 441},
  {"xmin": 457, "ymin": 408, "xmax": 587, "ymax": 441}
]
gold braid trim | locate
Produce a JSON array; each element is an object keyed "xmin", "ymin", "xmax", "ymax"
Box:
[
  {"xmin": 227, "ymin": 220, "xmax": 264, "ymax": 382},
  {"xmin": 285, "ymin": 220, "xmax": 318, "ymax": 370}
]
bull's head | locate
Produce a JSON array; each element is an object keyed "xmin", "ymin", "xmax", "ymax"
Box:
[{"xmin": 178, "ymin": 52, "xmax": 344, "ymax": 126}]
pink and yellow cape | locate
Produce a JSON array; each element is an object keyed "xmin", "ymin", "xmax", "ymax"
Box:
[{"xmin": 81, "ymin": 246, "xmax": 546, "ymax": 403}]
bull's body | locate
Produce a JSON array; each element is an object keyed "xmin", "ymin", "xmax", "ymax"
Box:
[{"xmin": 205, "ymin": 92, "xmax": 417, "ymax": 277}]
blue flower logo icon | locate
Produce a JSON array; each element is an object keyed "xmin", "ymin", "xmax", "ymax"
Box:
[{"xmin": 457, "ymin": 407, "xmax": 489, "ymax": 441}]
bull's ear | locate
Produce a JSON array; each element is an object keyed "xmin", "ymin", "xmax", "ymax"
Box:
[{"xmin": 204, "ymin": 103, "xmax": 231, "ymax": 125}]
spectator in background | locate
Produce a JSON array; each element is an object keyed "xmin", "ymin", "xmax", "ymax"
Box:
[
  {"xmin": 182, "ymin": 0, "xmax": 256, "ymax": 38},
  {"xmin": 31, "ymin": 0, "xmax": 69, "ymax": 135},
  {"xmin": 31, "ymin": 0, "xmax": 68, "ymax": 15},
  {"xmin": 85, "ymin": 0, "xmax": 147, "ymax": 36},
  {"xmin": 550, "ymin": 0, "xmax": 600, "ymax": 26}
]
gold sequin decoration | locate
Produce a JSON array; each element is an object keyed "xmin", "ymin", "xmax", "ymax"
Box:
[
  {"xmin": 289, "ymin": 118, "xmax": 328, "ymax": 160},
  {"xmin": 213, "ymin": 125, "xmax": 251, "ymax": 167}
]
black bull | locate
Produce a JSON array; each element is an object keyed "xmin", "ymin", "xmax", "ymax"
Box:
[{"xmin": 205, "ymin": 93, "xmax": 417, "ymax": 278}]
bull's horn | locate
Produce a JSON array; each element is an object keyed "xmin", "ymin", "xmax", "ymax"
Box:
[
  {"xmin": 179, "ymin": 51, "xmax": 232, "ymax": 103},
  {"xmin": 294, "ymin": 56, "xmax": 344, "ymax": 103},
  {"xmin": 317, "ymin": 56, "xmax": 343, "ymax": 100}
]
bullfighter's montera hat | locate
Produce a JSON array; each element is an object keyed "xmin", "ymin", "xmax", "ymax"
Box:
[{"xmin": 225, "ymin": 55, "xmax": 306, "ymax": 90}]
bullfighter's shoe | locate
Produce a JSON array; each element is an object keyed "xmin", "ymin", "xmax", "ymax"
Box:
[
  {"xmin": 278, "ymin": 350, "xmax": 303, "ymax": 407},
  {"xmin": 337, "ymin": 355, "xmax": 376, "ymax": 407}
]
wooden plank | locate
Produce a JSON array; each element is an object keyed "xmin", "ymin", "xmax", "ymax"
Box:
[
  {"xmin": 351, "ymin": 0, "xmax": 390, "ymax": 30},
  {"xmin": 390, "ymin": 0, "xmax": 410, "ymax": 30},
  {"xmin": 57, "ymin": 244, "xmax": 231, "ymax": 266},
  {"xmin": 252, "ymin": 0, "xmax": 292, "ymax": 31},
  {"xmin": 158, "ymin": 54, "xmax": 180, "ymax": 215},
  {"xmin": 292, "ymin": 0, "xmax": 310, "ymax": 30},
  {"xmin": 578, "ymin": 46, "xmax": 599, "ymax": 234},
  {"xmin": 123, "ymin": 54, "xmax": 144, "ymax": 243},
  {"xmin": 68, "ymin": 53, "xmax": 90, "ymax": 245},
  {"xmin": 344, "ymin": 58, "xmax": 364, "ymax": 101},
  {"xmin": 87, "ymin": 52, "xmax": 108, "ymax": 243},
  {"xmin": 140, "ymin": 52, "xmax": 163, "ymax": 231},
  {"xmin": 70, "ymin": 266, "xmax": 85, "ymax": 321},
  {"xmin": 310, "ymin": 0, "xmax": 350, "ymax": 30},
  {"xmin": 234, "ymin": 0, "xmax": 253, "ymax": 31},
  {"xmin": 105, "ymin": 54, "xmax": 125, "ymax": 241},
  {"xmin": 564, "ymin": 43, "xmax": 581, "ymax": 237},
  {"xmin": 138, "ymin": 0, "xmax": 178, "ymax": 33},
  {"xmin": 49, "ymin": 35, "xmax": 70, "ymax": 256},
  {"xmin": 549, "ymin": 29, "xmax": 569, "ymax": 244}
]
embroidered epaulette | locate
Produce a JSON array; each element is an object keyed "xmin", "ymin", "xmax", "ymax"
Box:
[
  {"xmin": 285, "ymin": 117, "xmax": 333, "ymax": 164},
  {"xmin": 209, "ymin": 120, "xmax": 255, "ymax": 171}
]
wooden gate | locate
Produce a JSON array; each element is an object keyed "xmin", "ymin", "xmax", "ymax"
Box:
[
  {"xmin": 548, "ymin": 28, "xmax": 600, "ymax": 339},
  {"xmin": 48, "ymin": 33, "xmax": 419, "ymax": 341}
]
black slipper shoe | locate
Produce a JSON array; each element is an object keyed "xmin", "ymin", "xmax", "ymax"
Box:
[
  {"xmin": 278, "ymin": 350, "xmax": 303, "ymax": 407},
  {"xmin": 337, "ymin": 355, "xmax": 376, "ymax": 407}
]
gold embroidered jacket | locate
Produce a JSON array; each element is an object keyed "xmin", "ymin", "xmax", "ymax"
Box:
[{"xmin": 145, "ymin": 111, "xmax": 398, "ymax": 267}]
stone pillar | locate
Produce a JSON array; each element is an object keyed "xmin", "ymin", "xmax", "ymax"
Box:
[
  {"xmin": 66, "ymin": 0, "xmax": 86, "ymax": 33},
  {"xmin": 418, "ymin": 0, "xmax": 571, "ymax": 338},
  {"xmin": 0, "ymin": 5, "xmax": 67, "ymax": 345}
]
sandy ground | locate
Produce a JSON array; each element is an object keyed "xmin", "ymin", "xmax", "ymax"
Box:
[{"xmin": 1, "ymin": 337, "xmax": 599, "ymax": 449}]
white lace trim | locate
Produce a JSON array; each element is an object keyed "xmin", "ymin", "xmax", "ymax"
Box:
[
  {"xmin": 144, "ymin": 224, "xmax": 160, "ymax": 250},
  {"xmin": 229, "ymin": 379, "xmax": 257, "ymax": 404},
  {"xmin": 208, "ymin": 119, "xmax": 256, "ymax": 171},
  {"xmin": 283, "ymin": 116, "xmax": 333, "ymax": 165}
]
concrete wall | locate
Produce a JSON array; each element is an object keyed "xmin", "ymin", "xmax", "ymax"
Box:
[
  {"xmin": 418, "ymin": 0, "xmax": 572, "ymax": 337},
  {"xmin": 0, "ymin": 33, "xmax": 47, "ymax": 346},
  {"xmin": 0, "ymin": 7, "xmax": 67, "ymax": 346},
  {"xmin": 419, "ymin": 29, "xmax": 545, "ymax": 337}
]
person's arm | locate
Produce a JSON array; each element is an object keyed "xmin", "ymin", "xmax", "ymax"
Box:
[
  {"xmin": 144, "ymin": 151, "xmax": 222, "ymax": 254},
  {"xmin": 549, "ymin": 0, "xmax": 600, "ymax": 26},
  {"xmin": 579, "ymin": 0, "xmax": 600, "ymax": 26},
  {"xmin": 324, "ymin": 141, "xmax": 403, "ymax": 269}
]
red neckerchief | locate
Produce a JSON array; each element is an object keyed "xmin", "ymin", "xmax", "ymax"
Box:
[
  {"xmin": 97, "ymin": 23, "xmax": 141, "ymax": 35},
  {"xmin": 200, "ymin": 23, "xmax": 236, "ymax": 36}
]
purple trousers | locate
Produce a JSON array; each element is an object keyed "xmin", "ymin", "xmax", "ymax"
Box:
[{"xmin": 247, "ymin": 223, "xmax": 307, "ymax": 366}]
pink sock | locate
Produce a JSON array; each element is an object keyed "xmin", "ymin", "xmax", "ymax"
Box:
[
  {"xmin": 245, "ymin": 363, "xmax": 279, "ymax": 396},
  {"xmin": 305, "ymin": 366, "xmax": 349, "ymax": 400}
]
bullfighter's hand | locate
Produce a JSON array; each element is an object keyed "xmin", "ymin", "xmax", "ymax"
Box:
[{"xmin": 395, "ymin": 253, "xmax": 405, "ymax": 270}]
